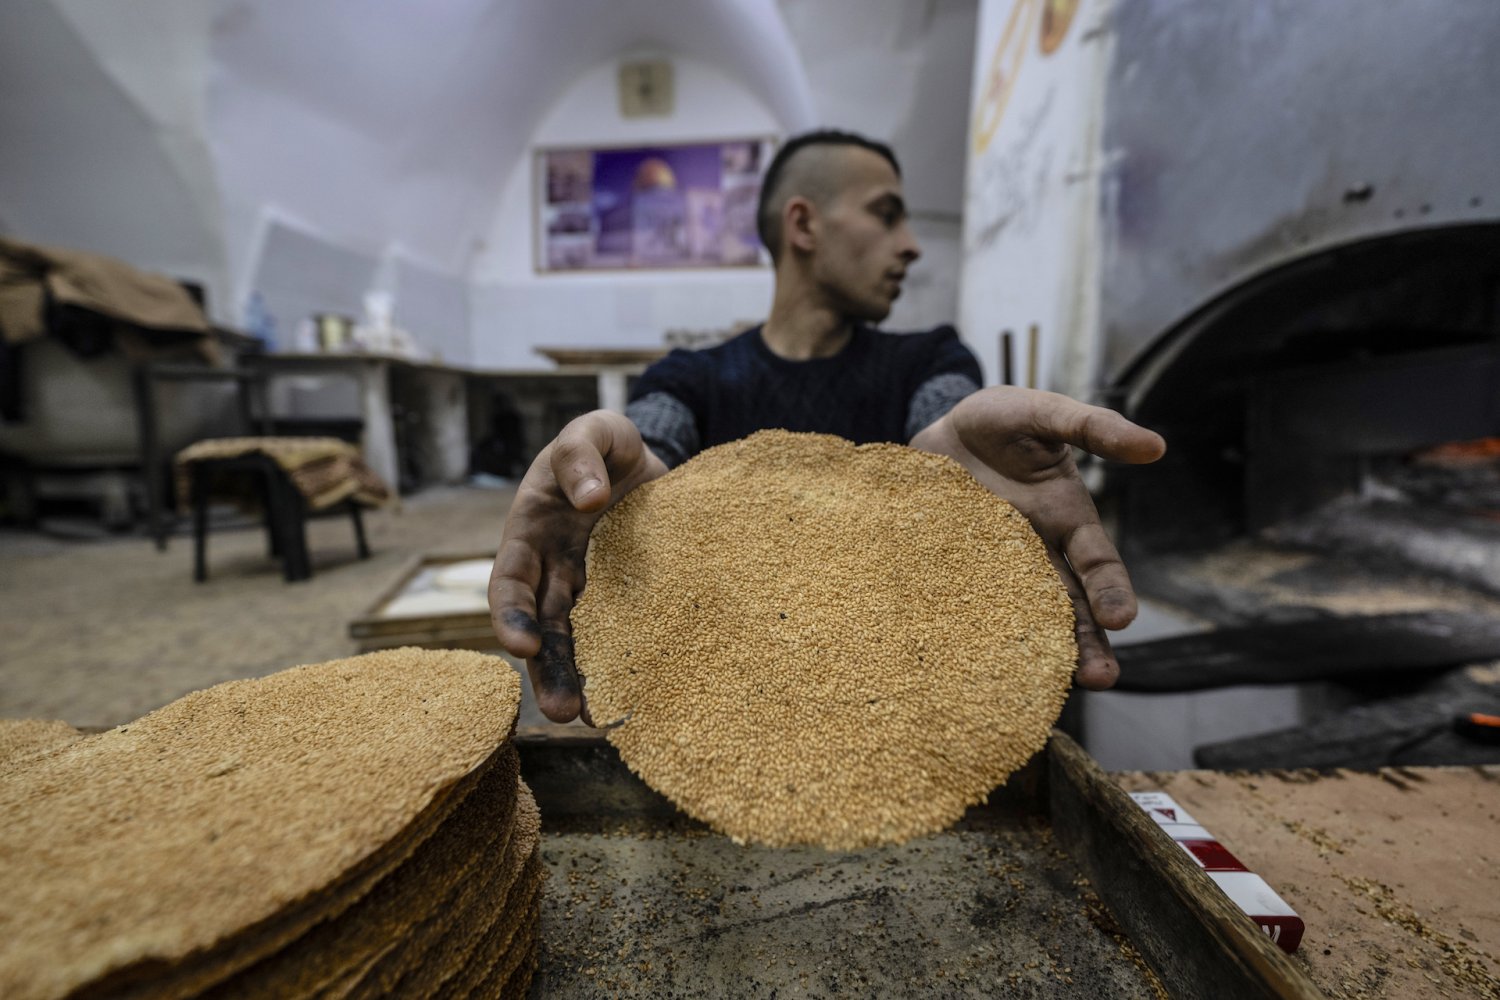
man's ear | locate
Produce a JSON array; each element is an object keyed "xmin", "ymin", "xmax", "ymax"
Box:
[{"xmin": 783, "ymin": 197, "xmax": 817, "ymax": 254}]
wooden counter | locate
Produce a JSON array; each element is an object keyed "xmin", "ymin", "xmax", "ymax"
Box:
[{"xmin": 244, "ymin": 348, "xmax": 669, "ymax": 491}]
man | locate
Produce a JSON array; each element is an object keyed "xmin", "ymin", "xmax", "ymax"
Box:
[
  {"xmin": 625, "ymin": 131, "xmax": 979, "ymax": 468},
  {"xmin": 490, "ymin": 130, "xmax": 1165, "ymax": 725}
]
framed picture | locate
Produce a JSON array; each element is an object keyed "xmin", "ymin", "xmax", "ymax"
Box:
[{"xmin": 535, "ymin": 137, "xmax": 775, "ymax": 272}]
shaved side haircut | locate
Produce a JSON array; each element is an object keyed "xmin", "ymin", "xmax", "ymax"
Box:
[{"xmin": 756, "ymin": 129, "xmax": 902, "ymax": 262}]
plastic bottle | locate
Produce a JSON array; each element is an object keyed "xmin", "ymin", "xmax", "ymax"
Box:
[{"xmin": 244, "ymin": 291, "xmax": 279, "ymax": 352}]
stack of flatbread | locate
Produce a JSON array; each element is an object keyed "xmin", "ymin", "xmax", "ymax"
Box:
[{"xmin": 0, "ymin": 648, "xmax": 541, "ymax": 1000}]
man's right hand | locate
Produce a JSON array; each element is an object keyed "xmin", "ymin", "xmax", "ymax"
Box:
[{"xmin": 489, "ymin": 410, "xmax": 668, "ymax": 724}]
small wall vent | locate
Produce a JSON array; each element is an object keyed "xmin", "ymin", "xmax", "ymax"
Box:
[{"xmin": 618, "ymin": 60, "xmax": 674, "ymax": 118}]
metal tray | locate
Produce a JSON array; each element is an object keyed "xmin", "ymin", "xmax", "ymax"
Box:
[{"xmin": 515, "ymin": 730, "xmax": 1323, "ymax": 998}]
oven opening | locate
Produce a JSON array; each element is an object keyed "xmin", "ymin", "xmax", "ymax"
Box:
[
  {"xmin": 1108, "ymin": 224, "xmax": 1500, "ymax": 598},
  {"xmin": 1082, "ymin": 225, "xmax": 1500, "ymax": 771}
]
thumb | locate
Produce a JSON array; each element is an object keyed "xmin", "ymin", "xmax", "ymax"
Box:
[{"xmin": 549, "ymin": 412, "xmax": 624, "ymax": 512}]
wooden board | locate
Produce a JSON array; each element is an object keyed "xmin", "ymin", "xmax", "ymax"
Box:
[
  {"xmin": 533, "ymin": 346, "xmax": 667, "ymax": 367},
  {"xmin": 1115, "ymin": 767, "xmax": 1500, "ymax": 999},
  {"xmin": 1112, "ymin": 612, "xmax": 1500, "ymax": 693},
  {"xmin": 1048, "ymin": 735, "xmax": 1323, "ymax": 1000},
  {"xmin": 1195, "ymin": 664, "xmax": 1500, "ymax": 770},
  {"xmin": 348, "ymin": 552, "xmax": 494, "ymax": 646}
]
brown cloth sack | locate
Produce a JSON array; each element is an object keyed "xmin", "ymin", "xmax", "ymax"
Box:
[{"xmin": 0, "ymin": 237, "xmax": 210, "ymax": 343}]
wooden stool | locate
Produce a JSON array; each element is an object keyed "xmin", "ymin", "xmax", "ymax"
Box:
[{"xmin": 187, "ymin": 454, "xmax": 370, "ymax": 582}]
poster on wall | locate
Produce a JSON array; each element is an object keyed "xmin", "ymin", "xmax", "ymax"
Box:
[
  {"xmin": 536, "ymin": 138, "xmax": 775, "ymax": 272},
  {"xmin": 959, "ymin": 0, "xmax": 1099, "ymax": 396}
]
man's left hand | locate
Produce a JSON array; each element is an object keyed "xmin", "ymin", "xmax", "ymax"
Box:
[{"xmin": 910, "ymin": 387, "xmax": 1166, "ymax": 689}]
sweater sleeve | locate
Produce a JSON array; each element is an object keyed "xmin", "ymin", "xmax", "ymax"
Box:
[
  {"xmin": 625, "ymin": 349, "xmax": 706, "ymax": 468},
  {"xmin": 904, "ymin": 326, "xmax": 982, "ymax": 440}
]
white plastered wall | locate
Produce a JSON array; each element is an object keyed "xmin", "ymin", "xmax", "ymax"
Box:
[
  {"xmin": 467, "ymin": 55, "xmax": 784, "ymax": 371},
  {"xmin": 0, "ymin": 0, "xmax": 230, "ymax": 314},
  {"xmin": 958, "ymin": 0, "xmax": 1112, "ymax": 390}
]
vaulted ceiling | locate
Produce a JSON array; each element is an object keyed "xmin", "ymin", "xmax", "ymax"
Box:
[{"xmin": 0, "ymin": 0, "xmax": 975, "ymax": 316}]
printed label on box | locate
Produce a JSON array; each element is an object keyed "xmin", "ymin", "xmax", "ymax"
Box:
[
  {"xmin": 1178, "ymin": 838, "xmax": 1249, "ymax": 872},
  {"xmin": 1128, "ymin": 791, "xmax": 1199, "ymax": 827},
  {"xmin": 1129, "ymin": 790, "xmax": 1305, "ymax": 954}
]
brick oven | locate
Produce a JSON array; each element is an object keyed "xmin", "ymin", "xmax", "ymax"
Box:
[{"xmin": 961, "ymin": 0, "xmax": 1500, "ymax": 766}]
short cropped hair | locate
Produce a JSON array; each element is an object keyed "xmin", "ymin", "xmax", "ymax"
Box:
[{"xmin": 755, "ymin": 129, "xmax": 902, "ymax": 261}]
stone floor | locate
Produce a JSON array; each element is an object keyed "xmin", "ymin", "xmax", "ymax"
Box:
[{"xmin": 0, "ymin": 485, "xmax": 515, "ymax": 727}]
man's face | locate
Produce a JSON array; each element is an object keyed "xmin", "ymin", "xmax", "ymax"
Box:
[{"xmin": 808, "ymin": 147, "xmax": 922, "ymax": 323}]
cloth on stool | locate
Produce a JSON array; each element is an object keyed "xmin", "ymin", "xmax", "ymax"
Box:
[{"xmin": 174, "ymin": 437, "xmax": 391, "ymax": 513}]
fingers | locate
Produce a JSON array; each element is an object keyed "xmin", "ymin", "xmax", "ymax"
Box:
[
  {"xmin": 550, "ymin": 421, "xmax": 612, "ymax": 512},
  {"xmin": 1073, "ymin": 618, "xmax": 1120, "ymax": 691},
  {"xmin": 526, "ymin": 634, "xmax": 583, "ymax": 723},
  {"xmin": 490, "ymin": 410, "xmax": 662, "ymax": 724},
  {"xmin": 1023, "ymin": 392, "xmax": 1166, "ymax": 465},
  {"xmin": 1061, "ymin": 522, "xmax": 1138, "ymax": 631},
  {"xmin": 490, "ymin": 538, "xmax": 544, "ymax": 658},
  {"xmin": 1049, "ymin": 551, "xmax": 1121, "ymax": 690},
  {"xmin": 956, "ymin": 387, "xmax": 1164, "ymax": 465},
  {"xmin": 527, "ymin": 566, "xmax": 584, "ymax": 723}
]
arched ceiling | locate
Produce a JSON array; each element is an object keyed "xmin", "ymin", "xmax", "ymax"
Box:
[
  {"xmin": 4, "ymin": 0, "xmax": 976, "ymax": 320},
  {"xmin": 208, "ymin": 0, "xmax": 817, "ymax": 275}
]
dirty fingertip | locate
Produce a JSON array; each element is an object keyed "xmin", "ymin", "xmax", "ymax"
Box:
[
  {"xmin": 502, "ymin": 608, "xmax": 542, "ymax": 639},
  {"xmin": 1092, "ymin": 589, "xmax": 1137, "ymax": 630}
]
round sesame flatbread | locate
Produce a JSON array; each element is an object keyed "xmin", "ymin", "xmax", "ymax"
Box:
[
  {"xmin": 572, "ymin": 430, "xmax": 1077, "ymax": 849},
  {"xmin": 0, "ymin": 718, "xmax": 82, "ymax": 769}
]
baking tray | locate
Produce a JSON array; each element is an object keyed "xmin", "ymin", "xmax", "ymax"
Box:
[
  {"xmin": 348, "ymin": 552, "xmax": 500, "ymax": 653},
  {"xmin": 515, "ymin": 729, "xmax": 1324, "ymax": 998}
]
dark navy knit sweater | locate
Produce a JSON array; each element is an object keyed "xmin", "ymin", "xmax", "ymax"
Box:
[{"xmin": 625, "ymin": 324, "xmax": 981, "ymax": 468}]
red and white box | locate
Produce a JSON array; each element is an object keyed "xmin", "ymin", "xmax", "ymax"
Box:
[{"xmin": 1129, "ymin": 791, "xmax": 1304, "ymax": 953}]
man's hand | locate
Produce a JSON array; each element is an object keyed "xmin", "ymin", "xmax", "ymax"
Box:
[
  {"xmin": 489, "ymin": 410, "xmax": 668, "ymax": 723},
  {"xmin": 910, "ymin": 387, "xmax": 1166, "ymax": 689}
]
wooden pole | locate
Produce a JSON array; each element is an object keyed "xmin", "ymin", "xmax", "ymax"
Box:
[{"xmin": 1027, "ymin": 323, "xmax": 1039, "ymax": 389}]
